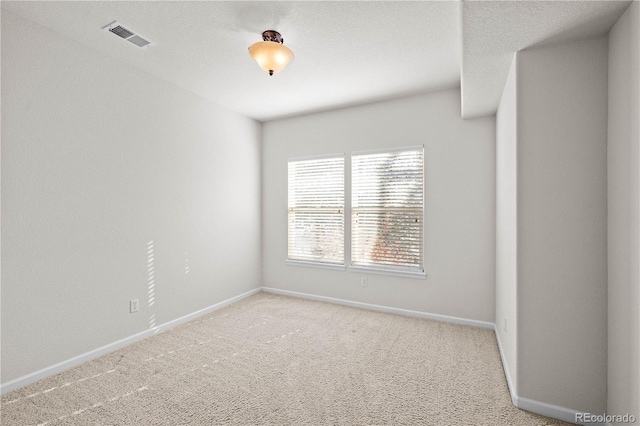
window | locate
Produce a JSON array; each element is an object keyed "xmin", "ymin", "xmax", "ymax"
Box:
[
  {"xmin": 351, "ymin": 146, "xmax": 424, "ymax": 274},
  {"xmin": 288, "ymin": 155, "xmax": 344, "ymax": 266}
]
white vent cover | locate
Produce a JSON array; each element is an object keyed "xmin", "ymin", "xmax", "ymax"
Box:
[{"xmin": 102, "ymin": 21, "xmax": 153, "ymax": 48}]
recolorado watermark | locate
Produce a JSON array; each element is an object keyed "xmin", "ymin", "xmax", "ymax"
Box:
[{"xmin": 576, "ymin": 412, "xmax": 636, "ymax": 424}]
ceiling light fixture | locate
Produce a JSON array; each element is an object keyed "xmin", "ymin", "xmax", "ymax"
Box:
[{"xmin": 248, "ymin": 30, "xmax": 294, "ymax": 76}]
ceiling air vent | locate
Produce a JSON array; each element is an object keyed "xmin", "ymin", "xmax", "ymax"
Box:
[{"xmin": 103, "ymin": 21, "xmax": 153, "ymax": 48}]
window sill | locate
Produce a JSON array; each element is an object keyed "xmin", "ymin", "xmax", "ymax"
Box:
[
  {"xmin": 286, "ymin": 259, "xmax": 346, "ymax": 271},
  {"xmin": 349, "ymin": 265, "xmax": 426, "ymax": 279}
]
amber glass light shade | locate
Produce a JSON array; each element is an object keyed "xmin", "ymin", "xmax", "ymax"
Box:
[{"xmin": 248, "ymin": 31, "xmax": 294, "ymax": 76}]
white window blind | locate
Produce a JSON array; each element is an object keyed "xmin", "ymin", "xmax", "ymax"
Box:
[
  {"xmin": 352, "ymin": 146, "xmax": 424, "ymax": 273},
  {"xmin": 288, "ymin": 155, "xmax": 344, "ymax": 265}
]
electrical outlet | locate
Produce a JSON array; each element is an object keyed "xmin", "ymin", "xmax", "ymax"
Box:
[
  {"xmin": 130, "ymin": 299, "xmax": 139, "ymax": 313},
  {"xmin": 361, "ymin": 277, "xmax": 368, "ymax": 287}
]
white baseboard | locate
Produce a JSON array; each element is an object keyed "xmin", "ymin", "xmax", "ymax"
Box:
[
  {"xmin": 493, "ymin": 324, "xmax": 518, "ymax": 406},
  {"xmin": 0, "ymin": 285, "xmax": 604, "ymax": 426},
  {"xmin": 0, "ymin": 287, "xmax": 261, "ymax": 395},
  {"xmin": 261, "ymin": 286, "xmax": 495, "ymax": 329},
  {"xmin": 517, "ymin": 396, "xmax": 606, "ymax": 425},
  {"xmin": 492, "ymin": 326, "xmax": 604, "ymax": 426}
]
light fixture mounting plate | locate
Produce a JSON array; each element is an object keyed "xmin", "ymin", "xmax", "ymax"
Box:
[{"xmin": 262, "ymin": 30, "xmax": 284, "ymax": 44}]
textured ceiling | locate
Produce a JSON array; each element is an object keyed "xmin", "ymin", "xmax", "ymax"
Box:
[
  {"xmin": 1, "ymin": 1, "xmax": 460, "ymax": 122},
  {"xmin": 1, "ymin": 1, "xmax": 633, "ymax": 122},
  {"xmin": 461, "ymin": 0, "xmax": 631, "ymax": 119}
]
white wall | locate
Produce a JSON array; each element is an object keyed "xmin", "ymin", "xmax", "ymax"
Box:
[
  {"xmin": 517, "ymin": 37, "xmax": 608, "ymax": 413},
  {"xmin": 495, "ymin": 56, "xmax": 518, "ymax": 397},
  {"xmin": 263, "ymin": 90, "xmax": 496, "ymax": 323},
  {"xmin": 608, "ymin": 2, "xmax": 640, "ymax": 424},
  {"xmin": 1, "ymin": 11, "xmax": 262, "ymax": 384}
]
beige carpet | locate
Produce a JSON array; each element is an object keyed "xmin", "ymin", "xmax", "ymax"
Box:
[{"xmin": 2, "ymin": 292, "xmax": 570, "ymax": 425}]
